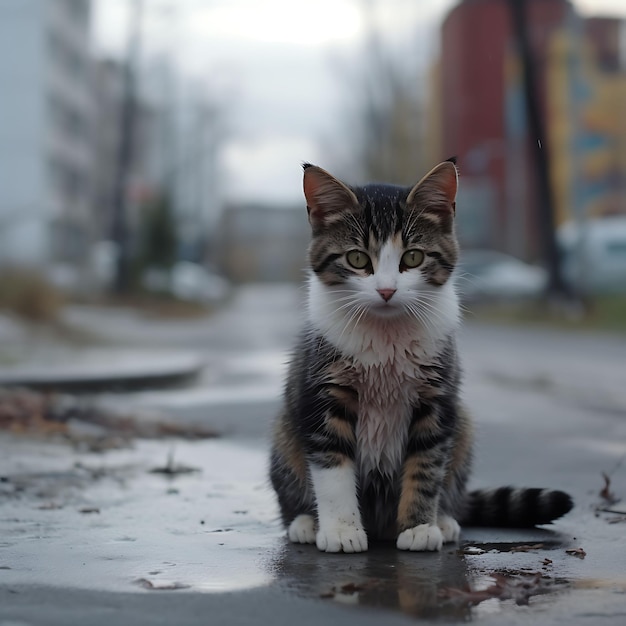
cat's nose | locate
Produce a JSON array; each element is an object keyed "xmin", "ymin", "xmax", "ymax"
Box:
[{"xmin": 377, "ymin": 288, "xmax": 396, "ymax": 302}]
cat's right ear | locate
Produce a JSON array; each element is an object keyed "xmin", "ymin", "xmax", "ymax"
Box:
[{"xmin": 303, "ymin": 164, "xmax": 358, "ymax": 230}]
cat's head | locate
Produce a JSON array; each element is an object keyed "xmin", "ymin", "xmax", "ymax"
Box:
[{"xmin": 303, "ymin": 161, "xmax": 459, "ymax": 321}]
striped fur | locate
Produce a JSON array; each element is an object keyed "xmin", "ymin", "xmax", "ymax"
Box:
[
  {"xmin": 269, "ymin": 161, "xmax": 573, "ymax": 553},
  {"xmin": 462, "ymin": 487, "xmax": 573, "ymax": 528}
]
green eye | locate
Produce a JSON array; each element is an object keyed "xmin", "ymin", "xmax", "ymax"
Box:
[
  {"xmin": 401, "ymin": 249, "xmax": 424, "ymax": 268},
  {"xmin": 346, "ymin": 250, "xmax": 370, "ymax": 269}
]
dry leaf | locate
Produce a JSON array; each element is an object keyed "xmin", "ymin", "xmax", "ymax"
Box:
[
  {"xmin": 565, "ymin": 548, "xmax": 586, "ymax": 559},
  {"xmin": 510, "ymin": 543, "xmax": 544, "ymax": 553},
  {"xmin": 600, "ymin": 473, "xmax": 618, "ymax": 504}
]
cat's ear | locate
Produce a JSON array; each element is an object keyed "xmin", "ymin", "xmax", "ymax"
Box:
[
  {"xmin": 406, "ymin": 161, "xmax": 458, "ymax": 227},
  {"xmin": 303, "ymin": 163, "xmax": 358, "ymax": 230}
]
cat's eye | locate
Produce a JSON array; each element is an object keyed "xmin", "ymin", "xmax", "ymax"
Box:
[
  {"xmin": 346, "ymin": 250, "xmax": 370, "ymax": 269},
  {"xmin": 401, "ymin": 249, "xmax": 424, "ymax": 269}
]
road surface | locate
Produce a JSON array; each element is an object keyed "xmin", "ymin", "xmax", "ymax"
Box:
[{"xmin": 1, "ymin": 284, "xmax": 626, "ymax": 625}]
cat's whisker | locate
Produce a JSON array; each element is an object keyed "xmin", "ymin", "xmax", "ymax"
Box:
[
  {"xmin": 353, "ymin": 303, "xmax": 369, "ymax": 328},
  {"xmin": 406, "ymin": 302, "xmax": 437, "ymax": 335},
  {"xmin": 330, "ymin": 294, "xmax": 365, "ymax": 305},
  {"xmin": 320, "ymin": 295, "xmax": 365, "ymax": 318},
  {"xmin": 409, "ymin": 296, "xmax": 449, "ymax": 321},
  {"xmin": 453, "ymin": 273, "xmax": 484, "ymax": 288},
  {"xmin": 407, "ymin": 294, "xmax": 450, "ymax": 327},
  {"xmin": 405, "ymin": 305, "xmax": 431, "ymax": 336},
  {"xmin": 405, "ymin": 293, "xmax": 452, "ymax": 322},
  {"xmin": 333, "ymin": 303, "xmax": 367, "ymax": 357}
]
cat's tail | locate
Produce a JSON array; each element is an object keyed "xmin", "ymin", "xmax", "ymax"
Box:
[{"xmin": 460, "ymin": 487, "xmax": 573, "ymax": 527}]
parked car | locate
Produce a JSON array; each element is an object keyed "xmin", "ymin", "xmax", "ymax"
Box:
[
  {"xmin": 143, "ymin": 262, "xmax": 230, "ymax": 303},
  {"xmin": 455, "ymin": 249, "xmax": 547, "ymax": 302},
  {"xmin": 169, "ymin": 262, "xmax": 230, "ymax": 303},
  {"xmin": 558, "ymin": 217, "xmax": 626, "ymax": 294}
]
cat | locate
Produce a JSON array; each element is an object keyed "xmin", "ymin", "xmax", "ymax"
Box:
[{"xmin": 269, "ymin": 159, "xmax": 573, "ymax": 553}]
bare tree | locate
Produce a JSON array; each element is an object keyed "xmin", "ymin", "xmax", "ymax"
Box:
[{"xmin": 337, "ymin": 0, "xmax": 428, "ymax": 184}]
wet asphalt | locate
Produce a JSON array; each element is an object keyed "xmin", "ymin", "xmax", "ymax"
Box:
[{"xmin": 1, "ymin": 285, "xmax": 626, "ymax": 625}]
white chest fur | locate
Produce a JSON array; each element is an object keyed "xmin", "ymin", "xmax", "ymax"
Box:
[{"xmin": 307, "ymin": 274, "xmax": 460, "ymax": 481}]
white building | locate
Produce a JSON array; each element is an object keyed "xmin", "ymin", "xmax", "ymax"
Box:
[{"xmin": 0, "ymin": 0, "xmax": 94, "ymax": 265}]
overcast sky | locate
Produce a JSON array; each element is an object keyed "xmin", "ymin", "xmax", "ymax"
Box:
[{"xmin": 94, "ymin": 0, "xmax": 626, "ymax": 207}]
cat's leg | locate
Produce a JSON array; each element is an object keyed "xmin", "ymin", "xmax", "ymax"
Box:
[
  {"xmin": 288, "ymin": 514, "xmax": 316, "ymax": 544},
  {"xmin": 310, "ymin": 459, "xmax": 367, "ymax": 553},
  {"xmin": 396, "ymin": 402, "xmax": 455, "ymax": 552},
  {"xmin": 437, "ymin": 405, "xmax": 473, "ymax": 544},
  {"xmin": 270, "ymin": 417, "xmax": 316, "ymax": 544},
  {"xmin": 305, "ymin": 385, "xmax": 367, "ymax": 553}
]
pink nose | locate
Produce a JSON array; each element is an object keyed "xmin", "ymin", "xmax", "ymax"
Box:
[{"xmin": 377, "ymin": 288, "xmax": 396, "ymax": 302}]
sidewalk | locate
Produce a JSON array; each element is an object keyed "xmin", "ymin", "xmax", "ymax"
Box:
[
  {"xmin": 1, "ymin": 413, "xmax": 625, "ymax": 626},
  {"xmin": 0, "ymin": 347, "xmax": 205, "ymax": 391},
  {"xmin": 0, "ymin": 310, "xmax": 206, "ymax": 391}
]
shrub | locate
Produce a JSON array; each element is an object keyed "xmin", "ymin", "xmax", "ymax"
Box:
[{"xmin": 0, "ymin": 267, "xmax": 64, "ymax": 322}]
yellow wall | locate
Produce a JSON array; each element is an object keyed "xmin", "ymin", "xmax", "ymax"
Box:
[{"xmin": 547, "ymin": 27, "xmax": 626, "ymax": 224}]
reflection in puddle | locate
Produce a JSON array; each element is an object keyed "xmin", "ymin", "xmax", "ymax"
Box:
[
  {"xmin": 269, "ymin": 538, "xmax": 573, "ymax": 620},
  {"xmin": 270, "ymin": 542, "xmax": 472, "ymax": 620},
  {"xmin": 441, "ymin": 570, "xmax": 569, "ymax": 612}
]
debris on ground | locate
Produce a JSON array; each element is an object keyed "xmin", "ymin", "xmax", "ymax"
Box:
[
  {"xmin": 79, "ymin": 507, "xmax": 100, "ymax": 514},
  {"xmin": 0, "ymin": 459, "xmax": 136, "ymax": 503},
  {"xmin": 439, "ymin": 570, "xmax": 566, "ymax": 608},
  {"xmin": 599, "ymin": 472, "xmax": 619, "ymax": 505},
  {"xmin": 134, "ymin": 578, "xmax": 191, "ymax": 591},
  {"xmin": 459, "ymin": 546, "xmax": 486, "ymax": 555},
  {"xmin": 459, "ymin": 542, "xmax": 548, "ymax": 556},
  {"xmin": 319, "ymin": 579, "xmax": 382, "ymax": 600},
  {"xmin": 565, "ymin": 548, "xmax": 587, "ymax": 559},
  {"xmin": 0, "ymin": 388, "xmax": 66, "ymax": 435},
  {"xmin": 149, "ymin": 448, "xmax": 201, "ymax": 476},
  {"xmin": 509, "ymin": 543, "xmax": 544, "ymax": 553},
  {"xmin": 0, "ymin": 387, "xmax": 218, "ymax": 451}
]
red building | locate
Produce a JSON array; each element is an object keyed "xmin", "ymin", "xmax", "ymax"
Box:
[{"xmin": 439, "ymin": 0, "xmax": 571, "ymax": 258}]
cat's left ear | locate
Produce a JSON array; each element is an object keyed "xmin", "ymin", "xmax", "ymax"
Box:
[
  {"xmin": 303, "ymin": 163, "xmax": 359, "ymax": 231},
  {"xmin": 406, "ymin": 161, "xmax": 458, "ymax": 227}
]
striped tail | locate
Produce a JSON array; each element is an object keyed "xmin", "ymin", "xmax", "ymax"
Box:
[{"xmin": 461, "ymin": 487, "xmax": 573, "ymax": 528}]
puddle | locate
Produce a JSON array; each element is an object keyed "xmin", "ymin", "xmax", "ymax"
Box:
[
  {"xmin": 267, "ymin": 534, "xmax": 623, "ymax": 621},
  {"xmin": 458, "ymin": 540, "xmax": 563, "ymax": 555},
  {"xmin": 269, "ymin": 543, "xmax": 473, "ymax": 620}
]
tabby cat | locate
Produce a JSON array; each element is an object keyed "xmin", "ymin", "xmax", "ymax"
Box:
[{"xmin": 269, "ymin": 160, "xmax": 573, "ymax": 552}]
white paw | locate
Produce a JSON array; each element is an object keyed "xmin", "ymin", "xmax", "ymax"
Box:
[
  {"xmin": 437, "ymin": 515, "xmax": 461, "ymax": 543},
  {"xmin": 316, "ymin": 522, "xmax": 368, "ymax": 553},
  {"xmin": 397, "ymin": 523, "xmax": 443, "ymax": 551},
  {"xmin": 288, "ymin": 514, "xmax": 317, "ymax": 544}
]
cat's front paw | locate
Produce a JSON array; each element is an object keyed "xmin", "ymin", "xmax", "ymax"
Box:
[
  {"xmin": 437, "ymin": 515, "xmax": 461, "ymax": 543},
  {"xmin": 397, "ymin": 524, "xmax": 443, "ymax": 551},
  {"xmin": 316, "ymin": 522, "xmax": 368, "ymax": 553},
  {"xmin": 288, "ymin": 514, "xmax": 316, "ymax": 544}
]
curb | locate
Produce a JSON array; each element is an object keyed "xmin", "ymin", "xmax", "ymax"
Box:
[{"xmin": 0, "ymin": 351, "xmax": 206, "ymax": 392}]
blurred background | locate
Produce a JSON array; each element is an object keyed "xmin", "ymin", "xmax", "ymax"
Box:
[
  {"xmin": 2, "ymin": 4, "xmax": 626, "ymax": 609},
  {"xmin": 0, "ymin": 0, "xmax": 625, "ymax": 322}
]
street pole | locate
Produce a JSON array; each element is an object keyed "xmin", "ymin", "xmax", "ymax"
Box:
[
  {"xmin": 507, "ymin": 0, "xmax": 570, "ymax": 300},
  {"xmin": 110, "ymin": 0, "xmax": 143, "ymax": 294}
]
